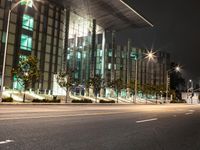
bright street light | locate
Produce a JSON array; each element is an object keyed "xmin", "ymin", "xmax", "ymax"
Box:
[
  {"xmin": 175, "ymin": 66, "xmax": 181, "ymax": 72},
  {"xmin": 145, "ymin": 50, "xmax": 156, "ymax": 61}
]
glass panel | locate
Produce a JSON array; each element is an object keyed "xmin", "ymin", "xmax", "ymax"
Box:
[
  {"xmin": 20, "ymin": 34, "xmax": 32, "ymax": 51},
  {"xmin": 2, "ymin": 32, "xmax": 6, "ymax": 43},
  {"xmin": 20, "ymin": 0, "xmax": 33, "ymax": 7},
  {"xmin": 19, "ymin": 55, "xmax": 28, "ymax": 63},
  {"xmin": 22, "ymin": 14, "xmax": 34, "ymax": 31},
  {"xmin": 108, "ymin": 63, "xmax": 111, "ymax": 70},
  {"xmin": 108, "ymin": 50, "xmax": 112, "ymax": 57},
  {"xmin": 13, "ymin": 75, "xmax": 24, "ymax": 90}
]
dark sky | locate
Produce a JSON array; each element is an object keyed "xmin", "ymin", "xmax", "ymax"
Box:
[{"xmin": 119, "ymin": 0, "xmax": 200, "ymax": 82}]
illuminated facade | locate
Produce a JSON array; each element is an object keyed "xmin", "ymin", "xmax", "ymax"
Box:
[
  {"xmin": 0, "ymin": 0, "xmax": 170, "ymax": 94},
  {"xmin": 0, "ymin": 0, "xmax": 64, "ymax": 90}
]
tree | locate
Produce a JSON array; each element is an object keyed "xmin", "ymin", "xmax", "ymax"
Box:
[
  {"xmin": 56, "ymin": 69, "xmax": 74, "ymax": 103},
  {"xmin": 170, "ymin": 62, "xmax": 185, "ymax": 99},
  {"xmin": 89, "ymin": 75, "xmax": 102, "ymax": 102},
  {"xmin": 84, "ymin": 79, "xmax": 90, "ymax": 96},
  {"xmin": 127, "ymin": 80, "xmax": 134, "ymax": 95},
  {"xmin": 108, "ymin": 79, "xmax": 124, "ymax": 103},
  {"xmin": 11, "ymin": 56, "xmax": 40, "ymax": 102}
]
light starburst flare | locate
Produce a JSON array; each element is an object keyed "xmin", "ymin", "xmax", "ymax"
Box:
[{"xmin": 145, "ymin": 50, "xmax": 156, "ymax": 61}]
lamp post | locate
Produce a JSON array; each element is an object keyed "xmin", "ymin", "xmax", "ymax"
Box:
[
  {"xmin": 133, "ymin": 50, "xmax": 156, "ymax": 103},
  {"xmin": 0, "ymin": 0, "xmax": 34, "ymax": 102},
  {"xmin": 165, "ymin": 66, "xmax": 181, "ymax": 102},
  {"xmin": 187, "ymin": 79, "xmax": 193, "ymax": 104}
]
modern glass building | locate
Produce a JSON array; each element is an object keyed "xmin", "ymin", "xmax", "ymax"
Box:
[{"xmin": 0, "ymin": 0, "xmax": 170, "ymax": 94}]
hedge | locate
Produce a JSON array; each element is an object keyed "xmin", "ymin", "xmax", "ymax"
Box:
[
  {"xmin": 72, "ymin": 99, "xmax": 93, "ymax": 103},
  {"xmin": 2, "ymin": 97, "xmax": 13, "ymax": 102},
  {"xmin": 99, "ymin": 100, "xmax": 115, "ymax": 103},
  {"xmin": 32, "ymin": 99, "xmax": 61, "ymax": 103}
]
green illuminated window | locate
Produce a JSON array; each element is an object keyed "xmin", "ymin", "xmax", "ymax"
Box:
[
  {"xmin": 19, "ymin": 55, "xmax": 28, "ymax": 63},
  {"xmin": 108, "ymin": 50, "xmax": 112, "ymax": 57},
  {"xmin": 20, "ymin": 34, "xmax": 32, "ymax": 51},
  {"xmin": 22, "ymin": 15, "xmax": 34, "ymax": 31},
  {"xmin": 2, "ymin": 32, "xmax": 6, "ymax": 43},
  {"xmin": 13, "ymin": 75, "xmax": 24, "ymax": 90},
  {"xmin": 77, "ymin": 52, "xmax": 81, "ymax": 59},
  {"xmin": 20, "ymin": 0, "xmax": 33, "ymax": 7}
]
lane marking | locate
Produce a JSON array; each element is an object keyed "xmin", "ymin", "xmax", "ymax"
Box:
[
  {"xmin": 0, "ymin": 140, "xmax": 14, "ymax": 145},
  {"xmin": 0, "ymin": 111, "xmax": 130, "ymax": 121},
  {"xmin": 136, "ymin": 118, "xmax": 158, "ymax": 123},
  {"xmin": 185, "ymin": 112, "xmax": 193, "ymax": 115},
  {"xmin": 173, "ymin": 115, "xmax": 177, "ymax": 117},
  {"xmin": 189, "ymin": 110, "xmax": 195, "ymax": 112}
]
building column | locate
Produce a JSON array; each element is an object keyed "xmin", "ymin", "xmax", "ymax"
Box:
[
  {"xmin": 90, "ymin": 19, "xmax": 96, "ymax": 78},
  {"xmin": 64, "ymin": 9, "xmax": 70, "ymax": 72},
  {"xmin": 102, "ymin": 30, "xmax": 106, "ymax": 80},
  {"xmin": 111, "ymin": 30, "xmax": 116, "ymax": 81},
  {"xmin": 126, "ymin": 39, "xmax": 131, "ymax": 98}
]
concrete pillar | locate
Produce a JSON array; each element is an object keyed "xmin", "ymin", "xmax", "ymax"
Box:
[{"xmin": 90, "ymin": 19, "xmax": 96, "ymax": 78}]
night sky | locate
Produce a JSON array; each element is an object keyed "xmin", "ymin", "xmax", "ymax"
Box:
[{"xmin": 119, "ymin": 0, "xmax": 200, "ymax": 82}]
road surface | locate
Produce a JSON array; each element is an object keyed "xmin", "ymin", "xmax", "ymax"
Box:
[{"xmin": 0, "ymin": 104, "xmax": 200, "ymax": 150}]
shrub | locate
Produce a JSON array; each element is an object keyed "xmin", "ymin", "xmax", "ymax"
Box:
[
  {"xmin": 170, "ymin": 99, "xmax": 186, "ymax": 103},
  {"xmin": 32, "ymin": 99, "xmax": 61, "ymax": 103},
  {"xmin": 99, "ymin": 100, "xmax": 115, "ymax": 103},
  {"xmin": 72, "ymin": 99, "xmax": 93, "ymax": 103},
  {"xmin": 32, "ymin": 99, "xmax": 43, "ymax": 103},
  {"xmin": 2, "ymin": 97, "xmax": 13, "ymax": 102}
]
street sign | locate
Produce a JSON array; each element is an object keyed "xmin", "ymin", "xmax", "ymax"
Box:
[{"xmin": 130, "ymin": 52, "xmax": 138, "ymax": 60}]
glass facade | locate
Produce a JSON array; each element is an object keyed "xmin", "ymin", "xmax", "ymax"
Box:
[
  {"xmin": 67, "ymin": 12, "xmax": 104, "ymax": 82},
  {"xmin": 20, "ymin": 34, "xmax": 32, "ymax": 51}
]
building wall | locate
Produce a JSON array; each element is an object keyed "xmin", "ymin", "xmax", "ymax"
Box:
[
  {"xmin": 0, "ymin": 0, "xmax": 65, "ymax": 91},
  {"xmin": 104, "ymin": 42, "xmax": 170, "ymax": 88},
  {"xmin": 0, "ymin": 0, "xmax": 170, "ymax": 93}
]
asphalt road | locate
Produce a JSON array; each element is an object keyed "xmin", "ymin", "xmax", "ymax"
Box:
[{"xmin": 0, "ymin": 104, "xmax": 200, "ymax": 150}]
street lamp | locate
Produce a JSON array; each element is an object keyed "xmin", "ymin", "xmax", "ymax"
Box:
[
  {"xmin": 134, "ymin": 50, "xmax": 156, "ymax": 103},
  {"xmin": 0, "ymin": 0, "xmax": 38, "ymax": 102},
  {"xmin": 165, "ymin": 66, "xmax": 181, "ymax": 102},
  {"xmin": 187, "ymin": 79, "xmax": 194, "ymax": 104}
]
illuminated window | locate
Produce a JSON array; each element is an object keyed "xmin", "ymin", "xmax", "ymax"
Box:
[
  {"xmin": 108, "ymin": 50, "xmax": 112, "ymax": 57},
  {"xmin": 2, "ymin": 32, "xmax": 6, "ymax": 43},
  {"xmin": 77, "ymin": 52, "xmax": 81, "ymax": 59},
  {"xmin": 13, "ymin": 75, "xmax": 24, "ymax": 90},
  {"xmin": 20, "ymin": 0, "xmax": 33, "ymax": 7},
  {"xmin": 22, "ymin": 15, "xmax": 34, "ymax": 31},
  {"xmin": 19, "ymin": 55, "xmax": 28, "ymax": 63},
  {"xmin": 20, "ymin": 34, "xmax": 32, "ymax": 51},
  {"xmin": 108, "ymin": 63, "xmax": 111, "ymax": 70}
]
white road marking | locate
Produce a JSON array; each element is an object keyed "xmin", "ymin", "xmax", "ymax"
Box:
[
  {"xmin": 189, "ymin": 110, "xmax": 195, "ymax": 112},
  {"xmin": 0, "ymin": 140, "xmax": 14, "ymax": 145},
  {"xmin": 185, "ymin": 112, "xmax": 193, "ymax": 115},
  {"xmin": 0, "ymin": 111, "xmax": 130, "ymax": 121},
  {"xmin": 173, "ymin": 115, "xmax": 177, "ymax": 117},
  {"xmin": 136, "ymin": 118, "xmax": 158, "ymax": 123}
]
